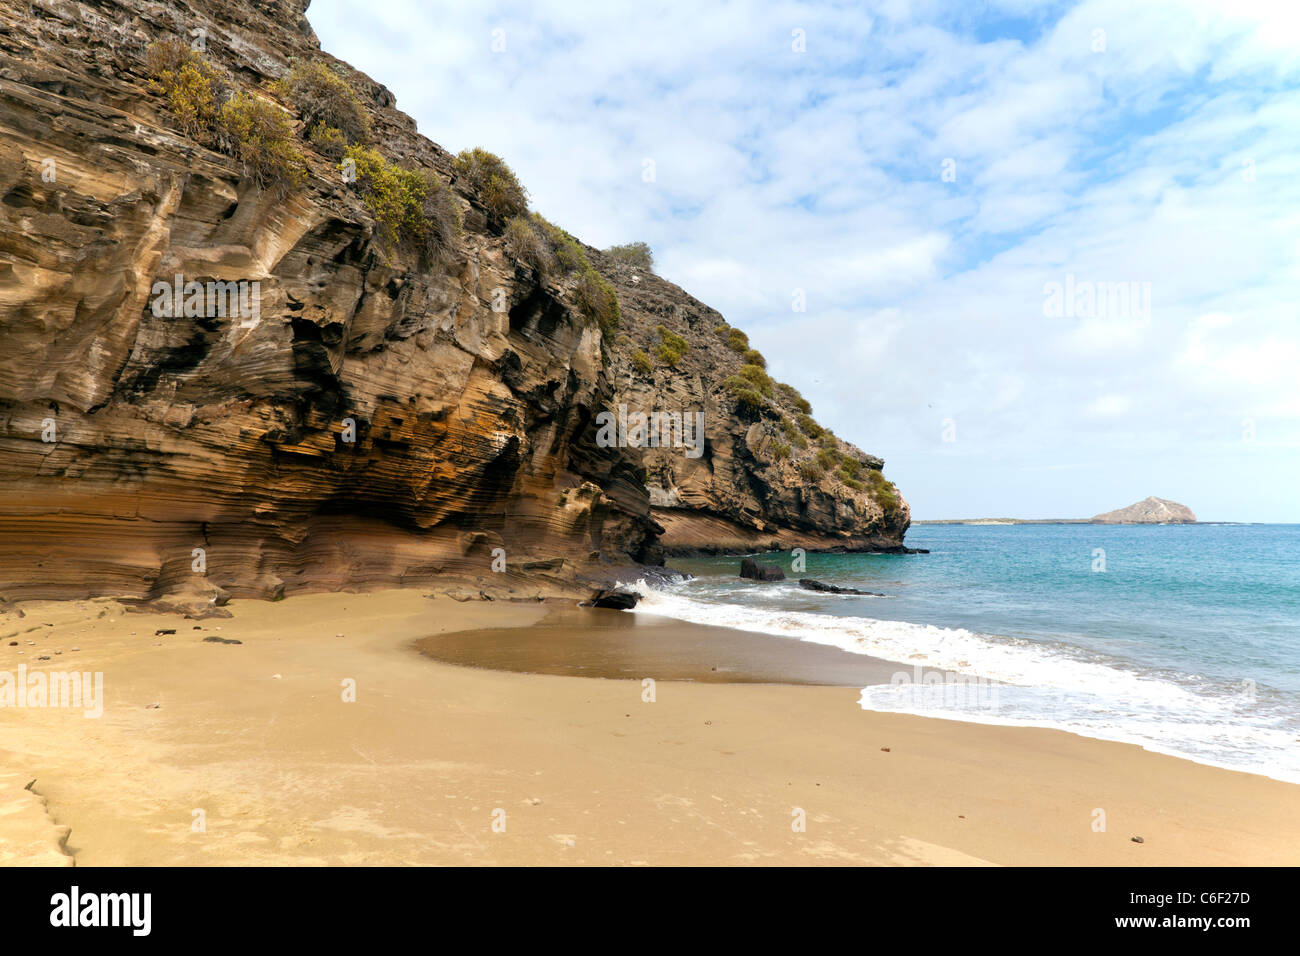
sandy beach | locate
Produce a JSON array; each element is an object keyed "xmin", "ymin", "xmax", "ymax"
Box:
[{"xmin": 1, "ymin": 588, "xmax": 1297, "ymax": 866}]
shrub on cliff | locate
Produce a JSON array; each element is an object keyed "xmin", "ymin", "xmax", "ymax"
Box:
[
  {"xmin": 736, "ymin": 363, "xmax": 774, "ymax": 397},
  {"xmin": 771, "ymin": 440, "xmax": 791, "ymax": 461},
  {"xmin": 796, "ymin": 413, "xmax": 823, "ymax": 439},
  {"xmin": 724, "ymin": 376, "xmax": 766, "ymax": 415},
  {"xmin": 867, "ymin": 468, "xmax": 900, "ymax": 510},
  {"xmin": 776, "ymin": 382, "xmax": 811, "ymax": 414},
  {"xmin": 505, "ymin": 215, "xmax": 556, "ymax": 275},
  {"xmin": 573, "ymin": 268, "xmax": 620, "ymax": 337},
  {"xmin": 145, "ymin": 39, "xmax": 225, "ymax": 137},
  {"xmin": 631, "ymin": 349, "xmax": 653, "ymax": 376},
  {"xmin": 454, "ymin": 148, "xmax": 528, "ymax": 219},
  {"xmin": 743, "ymin": 348, "xmax": 766, "ymax": 369},
  {"xmin": 216, "ymin": 93, "xmax": 307, "ymax": 192},
  {"xmin": 725, "ymin": 328, "xmax": 749, "ymax": 353},
  {"xmin": 781, "ymin": 418, "xmax": 809, "ymax": 449},
  {"xmin": 307, "ymin": 123, "xmax": 348, "ymax": 159},
  {"xmin": 605, "ymin": 241, "xmax": 654, "ymax": 271},
  {"xmin": 342, "ymin": 145, "xmax": 459, "ymax": 258},
  {"xmin": 277, "ymin": 61, "xmax": 370, "ymax": 146},
  {"xmin": 654, "ymin": 326, "xmax": 690, "ymax": 366}
]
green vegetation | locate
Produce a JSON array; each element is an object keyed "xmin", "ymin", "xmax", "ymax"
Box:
[
  {"xmin": 504, "ymin": 215, "xmax": 556, "ymax": 275},
  {"xmin": 146, "ymin": 39, "xmax": 306, "ymax": 194},
  {"xmin": 217, "ymin": 93, "xmax": 307, "ymax": 192},
  {"xmin": 799, "ymin": 461, "xmax": 825, "ymax": 481},
  {"xmin": 780, "ymin": 418, "xmax": 809, "ymax": 449},
  {"xmin": 307, "ymin": 122, "xmax": 347, "ymax": 160},
  {"xmin": 605, "ymin": 241, "xmax": 654, "ymax": 271},
  {"xmin": 631, "ymin": 349, "xmax": 653, "ymax": 376},
  {"xmin": 654, "ymin": 325, "xmax": 690, "ymax": 366},
  {"xmin": 342, "ymin": 144, "xmax": 459, "ymax": 259},
  {"xmin": 725, "ymin": 327, "xmax": 749, "ymax": 353},
  {"xmin": 866, "ymin": 468, "xmax": 900, "ymax": 510},
  {"xmin": 776, "ymin": 382, "xmax": 812, "ymax": 415},
  {"xmin": 840, "ymin": 474, "xmax": 865, "ymax": 491},
  {"xmin": 145, "ymin": 39, "xmax": 224, "ymax": 137},
  {"xmin": 796, "ymin": 413, "xmax": 823, "ymax": 439},
  {"xmin": 815, "ymin": 447, "xmax": 841, "ymax": 470},
  {"xmin": 573, "ymin": 268, "xmax": 620, "ymax": 337},
  {"xmin": 838, "ymin": 457, "xmax": 861, "ymax": 479},
  {"xmin": 723, "ymin": 378, "xmax": 766, "ymax": 415},
  {"xmin": 742, "ymin": 349, "xmax": 767, "ymax": 369},
  {"xmin": 770, "ymin": 440, "xmax": 791, "ymax": 461},
  {"xmin": 454, "ymin": 148, "xmax": 528, "ymax": 219},
  {"xmin": 735, "ymin": 363, "xmax": 774, "ymax": 397},
  {"xmin": 276, "ymin": 61, "xmax": 370, "ymax": 146}
]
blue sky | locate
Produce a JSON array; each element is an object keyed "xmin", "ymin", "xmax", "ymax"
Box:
[{"xmin": 309, "ymin": 0, "xmax": 1300, "ymax": 521}]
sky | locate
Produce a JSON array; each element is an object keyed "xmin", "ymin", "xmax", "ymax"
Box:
[{"xmin": 308, "ymin": 0, "xmax": 1300, "ymax": 522}]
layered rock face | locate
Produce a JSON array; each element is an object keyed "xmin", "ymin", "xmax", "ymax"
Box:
[
  {"xmin": 594, "ymin": 252, "xmax": 911, "ymax": 554},
  {"xmin": 1091, "ymin": 497, "xmax": 1196, "ymax": 524},
  {"xmin": 0, "ymin": 0, "xmax": 909, "ymax": 603}
]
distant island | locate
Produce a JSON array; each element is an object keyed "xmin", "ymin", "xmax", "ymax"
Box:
[
  {"xmin": 917, "ymin": 496, "xmax": 1198, "ymax": 525},
  {"xmin": 1091, "ymin": 496, "xmax": 1196, "ymax": 524}
]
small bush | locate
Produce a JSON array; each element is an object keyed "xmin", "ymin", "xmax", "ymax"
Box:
[
  {"xmin": 713, "ymin": 325, "xmax": 730, "ymax": 339},
  {"xmin": 736, "ymin": 363, "xmax": 773, "ymax": 397},
  {"xmin": 840, "ymin": 474, "xmax": 865, "ymax": 491},
  {"xmin": 799, "ymin": 461, "xmax": 824, "ymax": 481},
  {"xmin": 771, "ymin": 440, "xmax": 791, "ymax": 461},
  {"xmin": 605, "ymin": 241, "xmax": 654, "ymax": 271},
  {"xmin": 454, "ymin": 148, "xmax": 528, "ymax": 219},
  {"xmin": 145, "ymin": 39, "xmax": 223, "ymax": 137},
  {"xmin": 307, "ymin": 123, "xmax": 347, "ymax": 160},
  {"xmin": 743, "ymin": 349, "xmax": 767, "ymax": 369},
  {"xmin": 418, "ymin": 171, "xmax": 462, "ymax": 265},
  {"xmin": 504, "ymin": 215, "xmax": 555, "ymax": 275},
  {"xmin": 573, "ymin": 268, "xmax": 620, "ymax": 338},
  {"xmin": 725, "ymin": 328, "xmax": 750, "ymax": 352},
  {"xmin": 631, "ymin": 349, "xmax": 653, "ymax": 376},
  {"xmin": 342, "ymin": 144, "xmax": 458, "ymax": 257},
  {"xmin": 776, "ymin": 382, "xmax": 810, "ymax": 415},
  {"xmin": 277, "ymin": 61, "xmax": 370, "ymax": 145},
  {"xmin": 654, "ymin": 325, "xmax": 690, "ymax": 366},
  {"xmin": 217, "ymin": 93, "xmax": 307, "ymax": 192},
  {"xmin": 816, "ymin": 448, "xmax": 841, "ymax": 470},
  {"xmin": 724, "ymin": 376, "xmax": 766, "ymax": 415},
  {"xmin": 796, "ymin": 413, "xmax": 823, "ymax": 439},
  {"xmin": 781, "ymin": 418, "xmax": 809, "ymax": 449},
  {"xmin": 839, "ymin": 457, "xmax": 861, "ymax": 479},
  {"xmin": 554, "ymin": 236, "xmax": 589, "ymax": 273},
  {"xmin": 867, "ymin": 468, "xmax": 900, "ymax": 510},
  {"xmin": 819, "ymin": 431, "xmax": 838, "ymax": 449}
]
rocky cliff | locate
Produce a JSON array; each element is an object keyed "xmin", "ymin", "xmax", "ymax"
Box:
[
  {"xmin": 1091, "ymin": 497, "xmax": 1196, "ymax": 524},
  {"xmin": 0, "ymin": 0, "xmax": 909, "ymax": 605}
]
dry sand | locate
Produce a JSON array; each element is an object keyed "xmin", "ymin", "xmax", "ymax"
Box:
[{"xmin": 1, "ymin": 588, "xmax": 1297, "ymax": 866}]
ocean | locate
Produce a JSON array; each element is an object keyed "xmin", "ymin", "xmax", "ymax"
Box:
[{"xmin": 636, "ymin": 523, "xmax": 1300, "ymax": 783}]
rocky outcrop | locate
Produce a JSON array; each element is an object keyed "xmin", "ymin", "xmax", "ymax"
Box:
[
  {"xmin": 594, "ymin": 251, "xmax": 910, "ymax": 555},
  {"xmin": 798, "ymin": 579, "xmax": 882, "ymax": 596},
  {"xmin": 0, "ymin": 0, "xmax": 910, "ymax": 604},
  {"xmin": 739, "ymin": 558, "xmax": 785, "ymax": 582},
  {"xmin": 1091, "ymin": 497, "xmax": 1196, "ymax": 524}
]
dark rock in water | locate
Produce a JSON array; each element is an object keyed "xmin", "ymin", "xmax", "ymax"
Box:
[
  {"xmin": 583, "ymin": 589, "xmax": 641, "ymax": 610},
  {"xmin": 740, "ymin": 558, "xmax": 786, "ymax": 581},
  {"xmin": 202, "ymin": 636, "xmax": 242, "ymax": 645},
  {"xmin": 798, "ymin": 578, "xmax": 883, "ymax": 596}
]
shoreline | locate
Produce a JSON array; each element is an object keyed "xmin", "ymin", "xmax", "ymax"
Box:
[{"xmin": 2, "ymin": 588, "xmax": 1298, "ymax": 865}]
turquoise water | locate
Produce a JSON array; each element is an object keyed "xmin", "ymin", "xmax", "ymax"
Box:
[{"xmin": 635, "ymin": 524, "xmax": 1300, "ymax": 782}]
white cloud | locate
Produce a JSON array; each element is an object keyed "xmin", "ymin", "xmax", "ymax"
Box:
[{"xmin": 308, "ymin": 0, "xmax": 1300, "ymax": 521}]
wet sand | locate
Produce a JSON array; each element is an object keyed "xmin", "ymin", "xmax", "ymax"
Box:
[
  {"xmin": 2, "ymin": 588, "xmax": 1298, "ymax": 866},
  {"xmin": 418, "ymin": 605, "xmax": 913, "ymax": 685}
]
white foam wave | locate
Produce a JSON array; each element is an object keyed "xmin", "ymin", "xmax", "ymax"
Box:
[{"xmin": 632, "ymin": 581, "xmax": 1300, "ymax": 784}]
